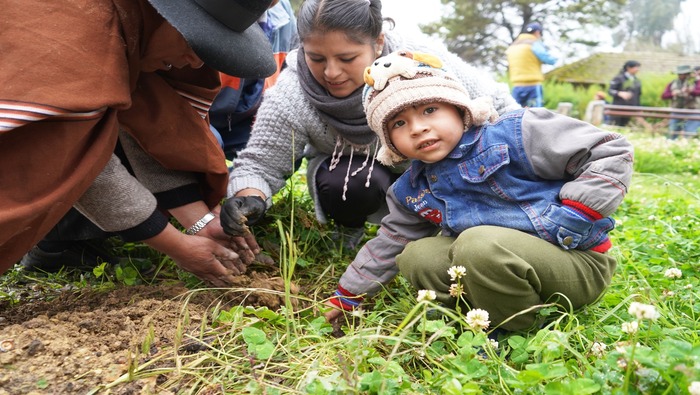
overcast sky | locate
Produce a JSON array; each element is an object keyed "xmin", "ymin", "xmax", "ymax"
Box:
[
  {"xmin": 381, "ymin": 0, "xmax": 700, "ymax": 54},
  {"xmin": 381, "ymin": 0, "xmax": 441, "ymax": 36}
]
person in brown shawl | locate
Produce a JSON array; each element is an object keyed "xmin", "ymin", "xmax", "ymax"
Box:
[{"xmin": 0, "ymin": 0, "xmax": 277, "ymax": 286}]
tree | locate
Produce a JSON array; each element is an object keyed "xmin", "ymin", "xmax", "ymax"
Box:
[
  {"xmin": 420, "ymin": 0, "xmax": 627, "ymax": 71},
  {"xmin": 623, "ymin": 0, "xmax": 683, "ymax": 48}
]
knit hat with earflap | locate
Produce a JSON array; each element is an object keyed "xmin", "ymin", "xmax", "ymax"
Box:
[{"xmin": 362, "ymin": 50, "xmax": 498, "ymax": 166}]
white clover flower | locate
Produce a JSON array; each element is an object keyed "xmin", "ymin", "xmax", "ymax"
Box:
[
  {"xmin": 465, "ymin": 308, "xmax": 490, "ymax": 331},
  {"xmin": 615, "ymin": 344, "xmax": 627, "ymax": 354},
  {"xmin": 656, "ymin": 243, "xmax": 666, "ymax": 249},
  {"xmin": 488, "ymin": 338, "xmax": 499, "ymax": 349},
  {"xmin": 689, "ymin": 381, "xmax": 700, "ymax": 395},
  {"xmin": 449, "ymin": 283, "xmax": 464, "ymax": 297},
  {"xmin": 673, "ymin": 216, "xmax": 682, "ymax": 221},
  {"xmin": 417, "ymin": 289, "xmax": 436, "ymax": 302},
  {"xmin": 647, "ymin": 215, "xmax": 655, "ymax": 220},
  {"xmin": 447, "ymin": 266, "xmax": 467, "ymax": 281},
  {"xmin": 664, "ymin": 268, "xmax": 682, "ymax": 279},
  {"xmin": 662, "ymin": 290, "xmax": 675, "ymax": 298},
  {"xmin": 685, "ymin": 284, "xmax": 693, "ymax": 289},
  {"xmin": 616, "ymin": 358, "xmax": 627, "ymax": 369},
  {"xmin": 591, "ymin": 342, "xmax": 607, "ymax": 357},
  {"xmin": 628, "ymin": 302, "xmax": 660, "ymax": 321},
  {"xmin": 621, "ymin": 321, "xmax": 639, "ymax": 334}
]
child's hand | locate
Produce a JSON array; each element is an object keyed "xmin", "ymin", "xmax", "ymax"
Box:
[{"xmin": 323, "ymin": 300, "xmax": 344, "ymax": 322}]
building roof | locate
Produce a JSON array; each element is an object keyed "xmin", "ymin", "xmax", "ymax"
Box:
[{"xmin": 545, "ymin": 51, "xmax": 700, "ymax": 85}]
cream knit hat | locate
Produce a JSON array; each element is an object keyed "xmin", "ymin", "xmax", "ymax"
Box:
[{"xmin": 362, "ymin": 50, "xmax": 498, "ymax": 165}]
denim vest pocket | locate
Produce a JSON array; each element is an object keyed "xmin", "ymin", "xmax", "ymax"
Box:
[
  {"xmin": 458, "ymin": 144, "xmax": 510, "ymax": 182},
  {"xmin": 541, "ymin": 204, "xmax": 593, "ymax": 250}
]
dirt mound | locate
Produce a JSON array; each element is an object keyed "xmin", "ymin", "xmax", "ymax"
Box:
[{"xmin": 0, "ymin": 271, "xmax": 296, "ymax": 394}]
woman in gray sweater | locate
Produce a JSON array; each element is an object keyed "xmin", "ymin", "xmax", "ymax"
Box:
[{"xmin": 221, "ymin": 0, "xmax": 519, "ymax": 249}]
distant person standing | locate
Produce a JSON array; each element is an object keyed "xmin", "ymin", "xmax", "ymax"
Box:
[
  {"xmin": 506, "ymin": 22, "xmax": 558, "ymax": 108},
  {"xmin": 681, "ymin": 65, "xmax": 700, "ymax": 136},
  {"xmin": 661, "ymin": 65, "xmax": 700, "ymax": 138},
  {"xmin": 607, "ymin": 60, "xmax": 642, "ymax": 127}
]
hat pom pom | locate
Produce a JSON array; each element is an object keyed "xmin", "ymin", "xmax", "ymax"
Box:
[{"xmin": 468, "ymin": 96, "xmax": 499, "ymax": 126}]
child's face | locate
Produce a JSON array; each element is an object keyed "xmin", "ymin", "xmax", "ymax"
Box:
[{"xmin": 387, "ymin": 102, "xmax": 465, "ymax": 163}]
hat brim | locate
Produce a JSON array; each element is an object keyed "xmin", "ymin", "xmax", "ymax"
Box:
[{"xmin": 147, "ymin": 0, "xmax": 276, "ymax": 79}]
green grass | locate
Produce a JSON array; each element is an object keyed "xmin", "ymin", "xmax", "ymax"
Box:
[{"xmin": 3, "ymin": 131, "xmax": 700, "ymax": 394}]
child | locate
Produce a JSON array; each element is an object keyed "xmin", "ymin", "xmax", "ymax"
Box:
[{"xmin": 325, "ymin": 51, "xmax": 634, "ymax": 331}]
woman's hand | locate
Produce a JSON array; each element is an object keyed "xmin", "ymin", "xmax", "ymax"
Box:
[
  {"xmin": 197, "ymin": 206, "xmax": 259, "ymax": 268},
  {"xmin": 169, "ymin": 202, "xmax": 262, "ymax": 271},
  {"xmin": 144, "ymin": 224, "xmax": 243, "ymax": 287}
]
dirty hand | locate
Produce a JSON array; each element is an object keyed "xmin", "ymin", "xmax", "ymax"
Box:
[
  {"xmin": 197, "ymin": 206, "xmax": 258, "ymax": 266},
  {"xmin": 220, "ymin": 196, "xmax": 267, "ymax": 236},
  {"xmin": 169, "ymin": 234, "xmax": 247, "ymax": 286}
]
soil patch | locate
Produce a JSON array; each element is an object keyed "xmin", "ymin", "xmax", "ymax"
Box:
[{"xmin": 0, "ymin": 271, "xmax": 292, "ymax": 394}]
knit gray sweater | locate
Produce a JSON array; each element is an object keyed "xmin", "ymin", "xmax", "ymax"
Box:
[{"xmin": 229, "ymin": 30, "xmax": 520, "ymax": 224}]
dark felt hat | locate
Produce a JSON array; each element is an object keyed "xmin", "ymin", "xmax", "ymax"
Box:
[{"xmin": 147, "ymin": 0, "xmax": 277, "ymax": 79}]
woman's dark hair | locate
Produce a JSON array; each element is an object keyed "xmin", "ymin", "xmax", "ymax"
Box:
[
  {"xmin": 623, "ymin": 60, "xmax": 641, "ymax": 72},
  {"xmin": 297, "ymin": 0, "xmax": 385, "ymax": 44}
]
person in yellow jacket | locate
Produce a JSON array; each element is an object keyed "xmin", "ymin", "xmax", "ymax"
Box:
[{"xmin": 506, "ymin": 22, "xmax": 558, "ymax": 107}]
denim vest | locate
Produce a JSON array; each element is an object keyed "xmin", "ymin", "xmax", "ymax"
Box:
[{"xmin": 392, "ymin": 109, "xmax": 614, "ymax": 251}]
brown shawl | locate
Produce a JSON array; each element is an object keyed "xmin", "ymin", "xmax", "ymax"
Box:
[{"xmin": 0, "ymin": 0, "xmax": 227, "ymax": 272}]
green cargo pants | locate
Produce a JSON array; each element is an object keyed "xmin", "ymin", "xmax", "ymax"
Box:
[{"xmin": 396, "ymin": 225, "xmax": 617, "ymax": 331}]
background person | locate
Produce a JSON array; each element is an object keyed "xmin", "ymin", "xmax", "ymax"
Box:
[
  {"xmin": 209, "ymin": 0, "xmax": 298, "ymax": 160},
  {"xmin": 0, "ymin": 0, "xmax": 277, "ymax": 286},
  {"xmin": 607, "ymin": 60, "xmax": 642, "ymax": 126},
  {"xmin": 661, "ymin": 65, "xmax": 700, "ymax": 138},
  {"xmin": 220, "ymin": 0, "xmax": 519, "ymax": 251},
  {"xmin": 325, "ymin": 51, "xmax": 634, "ymax": 331},
  {"xmin": 686, "ymin": 66, "xmax": 700, "ymax": 135},
  {"xmin": 505, "ymin": 22, "xmax": 558, "ymax": 108}
]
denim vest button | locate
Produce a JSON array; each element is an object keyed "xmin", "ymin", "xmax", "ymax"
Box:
[
  {"xmin": 478, "ymin": 165, "xmax": 486, "ymax": 175},
  {"xmin": 563, "ymin": 236, "xmax": 574, "ymax": 246},
  {"xmin": 430, "ymin": 175, "xmax": 438, "ymax": 182}
]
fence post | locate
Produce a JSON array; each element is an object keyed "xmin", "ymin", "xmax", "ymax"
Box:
[
  {"xmin": 556, "ymin": 102, "xmax": 573, "ymax": 116},
  {"xmin": 584, "ymin": 100, "xmax": 605, "ymax": 125}
]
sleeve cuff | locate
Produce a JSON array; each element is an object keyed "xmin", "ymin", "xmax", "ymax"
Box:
[
  {"xmin": 562, "ymin": 199, "xmax": 602, "ymax": 220},
  {"xmin": 228, "ymin": 175, "xmax": 274, "ymax": 208},
  {"xmin": 329, "ymin": 285, "xmax": 364, "ymax": 311},
  {"xmin": 116, "ymin": 209, "xmax": 170, "ymax": 242},
  {"xmin": 154, "ymin": 183, "xmax": 203, "ymax": 210}
]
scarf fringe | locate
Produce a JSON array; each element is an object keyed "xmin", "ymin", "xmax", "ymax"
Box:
[{"xmin": 329, "ymin": 137, "xmax": 378, "ymax": 202}]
